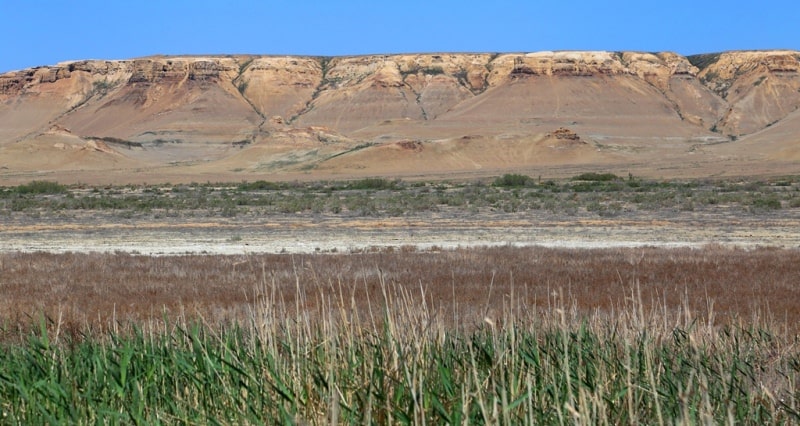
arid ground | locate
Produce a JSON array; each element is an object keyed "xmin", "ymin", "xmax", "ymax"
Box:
[
  {"xmin": 2, "ymin": 176, "xmax": 799, "ymax": 334},
  {"xmin": 2, "ymin": 177, "xmax": 800, "ymax": 255},
  {"xmin": 2, "ymin": 212, "xmax": 800, "ymax": 255}
]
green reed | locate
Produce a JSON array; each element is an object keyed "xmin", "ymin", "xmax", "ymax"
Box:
[{"xmin": 1, "ymin": 284, "xmax": 798, "ymax": 425}]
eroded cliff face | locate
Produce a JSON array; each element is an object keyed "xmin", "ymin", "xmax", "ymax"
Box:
[
  {"xmin": 488, "ymin": 51, "xmax": 627, "ymax": 84},
  {"xmin": 237, "ymin": 57, "xmax": 322, "ymax": 120},
  {"xmin": 1, "ymin": 50, "xmax": 799, "ymax": 174},
  {"xmin": 694, "ymin": 51, "xmax": 800, "ymax": 135},
  {"xmin": 291, "ymin": 54, "xmax": 493, "ymax": 131},
  {"xmin": 696, "ymin": 51, "xmax": 799, "ymax": 94},
  {"xmin": 0, "ymin": 57, "xmax": 244, "ymax": 93}
]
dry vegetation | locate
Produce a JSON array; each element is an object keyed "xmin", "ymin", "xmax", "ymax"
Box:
[{"xmin": 2, "ymin": 246, "xmax": 800, "ymax": 337}]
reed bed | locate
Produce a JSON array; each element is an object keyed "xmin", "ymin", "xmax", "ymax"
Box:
[{"xmin": 1, "ymin": 246, "xmax": 799, "ymax": 424}]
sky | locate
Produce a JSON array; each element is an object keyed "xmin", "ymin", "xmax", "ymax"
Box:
[{"xmin": 1, "ymin": 0, "xmax": 798, "ymax": 73}]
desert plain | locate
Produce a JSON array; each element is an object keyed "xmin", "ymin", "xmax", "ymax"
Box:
[{"xmin": 2, "ymin": 49, "xmax": 800, "ymax": 252}]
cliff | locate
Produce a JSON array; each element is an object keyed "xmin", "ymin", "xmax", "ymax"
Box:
[{"xmin": 1, "ymin": 50, "xmax": 798, "ymax": 181}]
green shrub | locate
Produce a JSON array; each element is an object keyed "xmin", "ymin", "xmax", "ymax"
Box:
[
  {"xmin": 751, "ymin": 197, "xmax": 782, "ymax": 210},
  {"xmin": 572, "ymin": 172, "xmax": 619, "ymax": 182},
  {"xmin": 493, "ymin": 174, "xmax": 533, "ymax": 187},
  {"xmin": 14, "ymin": 180, "xmax": 67, "ymax": 195},
  {"xmin": 237, "ymin": 180, "xmax": 280, "ymax": 191},
  {"xmin": 348, "ymin": 178, "xmax": 398, "ymax": 190}
]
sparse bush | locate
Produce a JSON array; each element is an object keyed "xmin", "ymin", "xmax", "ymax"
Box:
[
  {"xmin": 92, "ymin": 79, "xmax": 114, "ymax": 95},
  {"xmin": 570, "ymin": 181, "xmax": 623, "ymax": 192},
  {"xmin": 687, "ymin": 53, "xmax": 722, "ymax": 70},
  {"xmin": 238, "ymin": 58, "xmax": 254, "ymax": 75},
  {"xmin": 4, "ymin": 176, "xmax": 800, "ymax": 219},
  {"xmin": 236, "ymin": 80, "xmax": 249, "ymax": 94},
  {"xmin": 422, "ymin": 66, "xmax": 445, "ymax": 75},
  {"xmin": 701, "ymin": 70, "xmax": 720, "ymax": 84}
]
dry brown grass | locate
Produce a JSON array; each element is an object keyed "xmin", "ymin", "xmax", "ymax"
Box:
[{"xmin": 1, "ymin": 245, "xmax": 799, "ymax": 340}]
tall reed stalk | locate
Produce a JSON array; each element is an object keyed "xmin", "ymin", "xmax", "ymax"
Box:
[{"xmin": 1, "ymin": 265, "xmax": 798, "ymax": 424}]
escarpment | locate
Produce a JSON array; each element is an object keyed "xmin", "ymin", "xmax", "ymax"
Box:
[{"xmin": 1, "ymin": 50, "xmax": 799, "ymax": 181}]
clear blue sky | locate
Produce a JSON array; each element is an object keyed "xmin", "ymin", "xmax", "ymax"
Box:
[{"xmin": 2, "ymin": 0, "xmax": 798, "ymax": 73}]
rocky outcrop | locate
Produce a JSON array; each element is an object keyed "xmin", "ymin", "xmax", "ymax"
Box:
[
  {"xmin": 694, "ymin": 51, "xmax": 800, "ymax": 135},
  {"xmin": 487, "ymin": 51, "xmax": 627, "ymax": 86},
  {"xmin": 125, "ymin": 58, "xmax": 238, "ymax": 84},
  {"xmin": 395, "ymin": 140, "xmax": 424, "ymax": 152},
  {"xmin": 2, "ymin": 50, "xmax": 795, "ymax": 97},
  {"xmin": 621, "ymin": 52, "xmax": 700, "ymax": 91},
  {"xmin": 549, "ymin": 127, "xmax": 581, "ymax": 140},
  {"xmin": 0, "ymin": 67, "xmax": 72, "ymax": 95},
  {"xmin": 0, "ymin": 57, "xmax": 241, "ymax": 97},
  {"xmin": 0, "ymin": 60, "xmax": 132, "ymax": 97},
  {"xmin": 697, "ymin": 51, "xmax": 799, "ymax": 95},
  {"xmin": 128, "ymin": 60, "xmax": 183, "ymax": 83}
]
